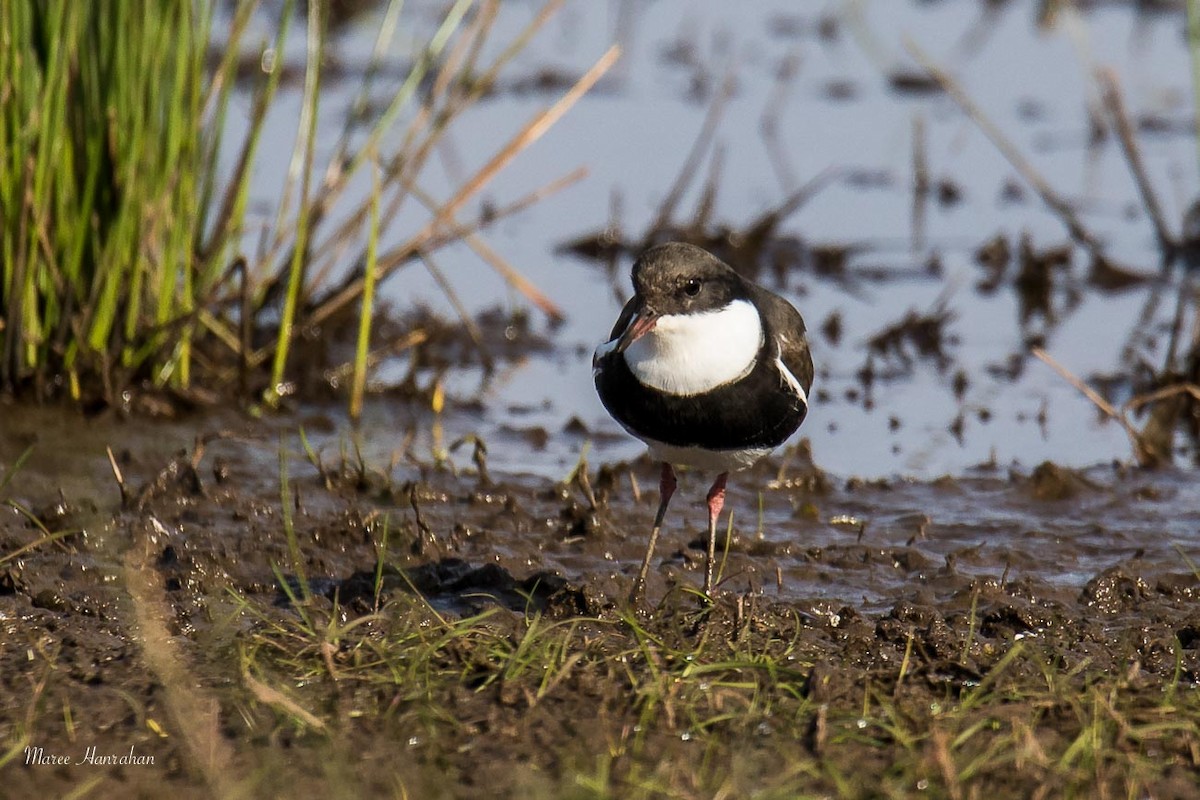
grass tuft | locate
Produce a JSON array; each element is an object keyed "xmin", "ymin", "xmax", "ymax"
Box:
[{"xmin": 1, "ymin": 0, "xmax": 592, "ymax": 409}]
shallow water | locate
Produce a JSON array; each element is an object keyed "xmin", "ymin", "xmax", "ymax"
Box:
[
  {"xmin": 222, "ymin": 0, "xmax": 1200, "ymax": 480},
  {"xmin": 3, "ymin": 402, "xmax": 1196, "ymax": 610}
]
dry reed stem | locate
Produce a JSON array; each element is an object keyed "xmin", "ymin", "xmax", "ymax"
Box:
[
  {"xmin": 420, "ymin": 249, "xmax": 492, "ymax": 366},
  {"xmin": 930, "ymin": 727, "xmax": 963, "ymax": 800},
  {"xmin": 647, "ymin": 70, "xmax": 736, "ymax": 239},
  {"xmin": 459, "ymin": 225, "xmax": 566, "ymax": 323},
  {"xmin": 487, "ymin": 165, "xmax": 588, "ymax": 220},
  {"xmin": 243, "ymin": 671, "xmax": 328, "ymax": 731},
  {"xmin": 905, "ymin": 39, "xmax": 1107, "ymax": 261},
  {"xmin": 228, "ymin": 166, "xmax": 584, "ymax": 373},
  {"xmin": 1096, "ymin": 68, "xmax": 1177, "ymax": 256},
  {"xmin": 306, "ymin": 0, "xmax": 567, "ymax": 302},
  {"xmin": 912, "ymin": 113, "xmax": 929, "ymax": 251},
  {"xmin": 1031, "ymin": 346, "xmax": 1156, "ymax": 466},
  {"xmin": 242, "ymin": 178, "xmax": 585, "ymax": 376},
  {"xmin": 105, "ymin": 446, "xmax": 128, "ymax": 508},
  {"xmin": 745, "ymin": 165, "xmax": 841, "ymax": 240},
  {"xmin": 407, "ymin": 179, "xmax": 566, "ymax": 324},
  {"xmin": 123, "ymin": 519, "xmax": 238, "ymax": 795},
  {"xmin": 759, "ymin": 49, "xmax": 802, "ymax": 195},
  {"xmin": 1123, "ymin": 382, "xmax": 1200, "ymax": 414},
  {"xmin": 268, "ymin": 0, "xmax": 476, "ymax": 287},
  {"xmin": 310, "ymin": 45, "xmax": 620, "ymax": 328},
  {"xmin": 432, "ymin": 44, "xmax": 620, "ymax": 230}
]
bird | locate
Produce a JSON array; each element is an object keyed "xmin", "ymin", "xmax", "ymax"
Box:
[{"xmin": 592, "ymin": 241, "xmax": 814, "ymax": 603}]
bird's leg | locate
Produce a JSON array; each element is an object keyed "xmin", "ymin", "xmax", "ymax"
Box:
[
  {"xmin": 704, "ymin": 472, "xmax": 729, "ymax": 595},
  {"xmin": 631, "ymin": 462, "xmax": 677, "ymax": 605}
]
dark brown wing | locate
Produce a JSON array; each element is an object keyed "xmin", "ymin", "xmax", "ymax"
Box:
[{"xmin": 748, "ymin": 284, "xmax": 813, "ymax": 395}]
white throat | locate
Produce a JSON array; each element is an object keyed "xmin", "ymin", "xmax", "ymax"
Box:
[{"xmin": 623, "ymin": 299, "xmax": 762, "ymax": 396}]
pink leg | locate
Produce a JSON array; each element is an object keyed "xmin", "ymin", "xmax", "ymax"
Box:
[
  {"xmin": 704, "ymin": 472, "xmax": 728, "ymax": 594},
  {"xmin": 630, "ymin": 463, "xmax": 677, "ymax": 605}
]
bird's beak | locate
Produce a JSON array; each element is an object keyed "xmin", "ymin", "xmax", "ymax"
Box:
[{"xmin": 614, "ymin": 309, "xmax": 658, "ymax": 354}]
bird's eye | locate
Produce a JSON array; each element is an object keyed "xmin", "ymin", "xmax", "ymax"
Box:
[{"xmin": 683, "ymin": 279, "xmax": 701, "ymax": 297}]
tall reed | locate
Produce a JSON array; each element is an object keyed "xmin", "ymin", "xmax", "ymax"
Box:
[
  {"xmin": 1, "ymin": 0, "xmax": 594, "ymax": 408},
  {"xmin": 0, "ymin": 1, "xmax": 218, "ymax": 397}
]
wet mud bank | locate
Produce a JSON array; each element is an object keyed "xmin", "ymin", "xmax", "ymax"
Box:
[{"xmin": 2, "ymin": 409, "xmax": 1198, "ymax": 797}]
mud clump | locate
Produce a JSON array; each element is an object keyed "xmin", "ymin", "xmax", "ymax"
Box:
[
  {"xmin": 1081, "ymin": 566, "xmax": 1151, "ymax": 613},
  {"xmin": 1026, "ymin": 460, "xmax": 1092, "ymax": 500}
]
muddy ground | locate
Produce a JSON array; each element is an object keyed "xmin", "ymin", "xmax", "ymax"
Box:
[{"xmin": 1, "ymin": 404, "xmax": 1198, "ymax": 799}]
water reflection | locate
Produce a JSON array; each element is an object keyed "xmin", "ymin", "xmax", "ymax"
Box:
[{"xmin": 229, "ymin": 0, "xmax": 1198, "ymax": 478}]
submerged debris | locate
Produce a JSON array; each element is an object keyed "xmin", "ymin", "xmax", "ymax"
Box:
[
  {"xmin": 865, "ymin": 300, "xmax": 956, "ymax": 372},
  {"xmin": 1024, "ymin": 460, "xmax": 1093, "ymax": 501}
]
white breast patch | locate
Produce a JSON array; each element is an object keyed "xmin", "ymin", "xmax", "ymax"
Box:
[{"xmin": 624, "ymin": 299, "xmax": 763, "ymax": 396}]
